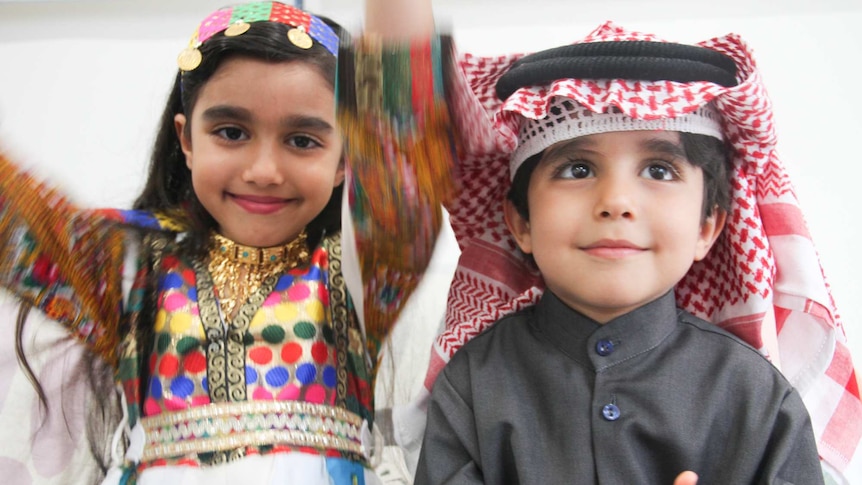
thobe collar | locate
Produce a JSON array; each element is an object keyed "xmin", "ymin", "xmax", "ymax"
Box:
[{"xmin": 534, "ymin": 290, "xmax": 680, "ymax": 372}]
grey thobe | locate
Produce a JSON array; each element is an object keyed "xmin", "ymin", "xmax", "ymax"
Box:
[{"xmin": 415, "ymin": 291, "xmax": 823, "ymax": 485}]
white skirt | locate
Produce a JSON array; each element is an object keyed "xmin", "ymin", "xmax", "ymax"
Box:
[{"xmin": 133, "ymin": 453, "xmax": 383, "ymax": 485}]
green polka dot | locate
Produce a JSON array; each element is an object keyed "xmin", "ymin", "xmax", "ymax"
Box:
[
  {"xmin": 293, "ymin": 321, "xmax": 317, "ymax": 339},
  {"xmin": 243, "ymin": 332, "xmax": 255, "ymax": 346},
  {"xmin": 321, "ymin": 325, "xmax": 334, "ymax": 344},
  {"xmin": 176, "ymin": 337, "xmax": 200, "ymax": 355},
  {"xmin": 157, "ymin": 333, "xmax": 172, "ymax": 354},
  {"xmin": 262, "ymin": 325, "xmax": 286, "ymax": 343}
]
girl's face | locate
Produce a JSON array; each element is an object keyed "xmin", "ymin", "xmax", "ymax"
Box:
[{"xmin": 175, "ymin": 57, "xmax": 344, "ymax": 247}]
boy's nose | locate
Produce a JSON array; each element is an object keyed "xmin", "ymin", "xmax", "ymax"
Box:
[{"xmin": 595, "ymin": 178, "xmax": 635, "ymax": 220}]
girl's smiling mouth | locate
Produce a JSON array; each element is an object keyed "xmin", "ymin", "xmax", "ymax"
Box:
[{"xmin": 228, "ymin": 193, "xmax": 292, "ymax": 215}]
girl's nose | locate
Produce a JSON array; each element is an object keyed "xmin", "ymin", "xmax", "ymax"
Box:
[{"xmin": 242, "ymin": 146, "xmax": 284, "ymax": 186}]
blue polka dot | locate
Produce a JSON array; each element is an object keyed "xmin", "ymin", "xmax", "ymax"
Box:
[
  {"xmin": 160, "ymin": 273, "xmax": 184, "ymax": 291},
  {"xmin": 246, "ymin": 366, "xmax": 258, "ymax": 385},
  {"xmin": 201, "ymin": 377, "xmax": 208, "ymax": 393},
  {"xmin": 322, "ymin": 366, "xmax": 337, "ymax": 388},
  {"xmin": 301, "ymin": 266, "xmax": 321, "ymax": 281},
  {"xmin": 296, "ymin": 363, "xmax": 317, "ymax": 385},
  {"xmin": 275, "ymin": 275, "xmax": 295, "ymax": 291},
  {"xmin": 187, "ymin": 287, "xmax": 197, "ymax": 302},
  {"xmin": 170, "ymin": 376, "xmax": 195, "ymax": 398},
  {"xmin": 148, "ymin": 378, "xmax": 162, "ymax": 399},
  {"xmin": 265, "ymin": 367, "xmax": 290, "ymax": 387}
]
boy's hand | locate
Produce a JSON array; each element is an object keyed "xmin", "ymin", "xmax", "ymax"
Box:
[{"xmin": 674, "ymin": 471, "xmax": 698, "ymax": 485}]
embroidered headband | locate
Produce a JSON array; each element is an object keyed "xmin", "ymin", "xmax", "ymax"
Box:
[
  {"xmin": 509, "ymin": 98, "xmax": 724, "ymax": 180},
  {"xmin": 177, "ymin": 1, "xmax": 339, "ymax": 72}
]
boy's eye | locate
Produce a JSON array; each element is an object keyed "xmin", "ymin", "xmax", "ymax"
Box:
[
  {"xmin": 215, "ymin": 127, "xmax": 247, "ymax": 141},
  {"xmin": 558, "ymin": 162, "xmax": 593, "ymax": 179},
  {"xmin": 641, "ymin": 163, "xmax": 676, "ymax": 181}
]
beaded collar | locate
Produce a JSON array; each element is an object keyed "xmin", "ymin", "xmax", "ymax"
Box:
[{"xmin": 206, "ymin": 231, "xmax": 310, "ymax": 320}]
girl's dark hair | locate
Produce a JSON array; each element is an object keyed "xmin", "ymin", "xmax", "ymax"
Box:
[
  {"xmin": 507, "ymin": 132, "xmax": 731, "ymax": 221},
  {"xmin": 134, "ymin": 17, "xmax": 349, "ymax": 253}
]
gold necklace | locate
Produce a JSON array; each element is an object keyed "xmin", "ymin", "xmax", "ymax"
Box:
[{"xmin": 207, "ymin": 231, "xmax": 310, "ymax": 321}]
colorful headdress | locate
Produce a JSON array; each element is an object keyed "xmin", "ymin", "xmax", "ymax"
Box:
[
  {"xmin": 177, "ymin": 1, "xmax": 339, "ymax": 72},
  {"xmin": 430, "ymin": 22, "xmax": 862, "ymax": 479}
]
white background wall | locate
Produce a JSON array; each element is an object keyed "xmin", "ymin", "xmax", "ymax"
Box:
[{"xmin": 1, "ymin": 0, "xmax": 861, "ymax": 479}]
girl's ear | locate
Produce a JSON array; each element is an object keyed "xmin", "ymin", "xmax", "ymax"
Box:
[
  {"xmin": 174, "ymin": 113, "xmax": 192, "ymax": 170},
  {"xmin": 694, "ymin": 206, "xmax": 727, "ymax": 261},
  {"xmin": 503, "ymin": 198, "xmax": 533, "ymax": 254},
  {"xmin": 333, "ymin": 156, "xmax": 346, "ymax": 187}
]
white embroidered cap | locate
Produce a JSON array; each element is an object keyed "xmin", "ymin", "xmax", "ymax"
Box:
[{"xmin": 510, "ymin": 96, "xmax": 724, "ymax": 180}]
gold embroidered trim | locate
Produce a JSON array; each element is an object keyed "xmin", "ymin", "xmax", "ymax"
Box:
[
  {"xmin": 325, "ymin": 233, "xmax": 350, "ymax": 408},
  {"xmin": 194, "ymin": 259, "xmax": 279, "ymax": 403},
  {"xmin": 141, "ymin": 401, "xmax": 365, "ymax": 462},
  {"xmin": 207, "ymin": 231, "xmax": 309, "ymax": 319}
]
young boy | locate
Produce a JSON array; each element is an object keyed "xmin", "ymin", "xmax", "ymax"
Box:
[{"xmin": 414, "ymin": 32, "xmax": 829, "ymax": 484}]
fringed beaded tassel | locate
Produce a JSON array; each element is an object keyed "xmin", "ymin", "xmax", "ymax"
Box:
[{"xmin": 0, "ymin": 151, "xmax": 125, "ymax": 366}]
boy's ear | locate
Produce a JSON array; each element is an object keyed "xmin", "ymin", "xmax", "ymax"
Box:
[
  {"xmin": 174, "ymin": 114, "xmax": 193, "ymax": 170},
  {"xmin": 694, "ymin": 207, "xmax": 727, "ymax": 261},
  {"xmin": 503, "ymin": 198, "xmax": 533, "ymax": 254}
]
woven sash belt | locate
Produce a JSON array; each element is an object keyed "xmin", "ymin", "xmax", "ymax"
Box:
[{"xmin": 140, "ymin": 401, "xmax": 365, "ymax": 462}]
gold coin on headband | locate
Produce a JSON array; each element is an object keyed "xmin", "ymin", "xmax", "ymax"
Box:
[
  {"xmin": 177, "ymin": 47, "xmax": 202, "ymax": 71},
  {"xmin": 287, "ymin": 27, "xmax": 313, "ymax": 50},
  {"xmin": 225, "ymin": 20, "xmax": 250, "ymax": 37}
]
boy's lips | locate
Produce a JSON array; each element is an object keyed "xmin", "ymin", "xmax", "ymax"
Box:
[
  {"xmin": 229, "ymin": 193, "xmax": 292, "ymax": 215},
  {"xmin": 581, "ymin": 239, "xmax": 646, "ymax": 258}
]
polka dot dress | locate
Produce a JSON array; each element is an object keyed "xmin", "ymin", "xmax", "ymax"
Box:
[{"xmin": 144, "ymin": 248, "xmax": 340, "ymax": 417}]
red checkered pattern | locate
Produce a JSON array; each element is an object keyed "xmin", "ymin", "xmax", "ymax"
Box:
[{"xmin": 430, "ymin": 21, "xmax": 861, "ymax": 477}]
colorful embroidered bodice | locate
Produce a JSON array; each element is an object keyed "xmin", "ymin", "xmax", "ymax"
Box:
[
  {"xmin": 147, "ymin": 249, "xmax": 337, "ymax": 413},
  {"xmin": 137, "ymin": 241, "xmax": 373, "ymax": 467}
]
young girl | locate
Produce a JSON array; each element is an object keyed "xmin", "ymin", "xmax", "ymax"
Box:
[
  {"xmin": 0, "ymin": 0, "xmax": 450, "ymax": 483},
  {"xmin": 400, "ymin": 21, "xmax": 861, "ymax": 484}
]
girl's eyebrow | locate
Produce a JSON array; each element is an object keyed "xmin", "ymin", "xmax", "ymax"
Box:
[
  {"xmin": 281, "ymin": 115, "xmax": 334, "ymax": 133},
  {"xmin": 201, "ymin": 105, "xmax": 252, "ymax": 123},
  {"xmin": 199, "ymin": 106, "xmax": 333, "ymax": 133}
]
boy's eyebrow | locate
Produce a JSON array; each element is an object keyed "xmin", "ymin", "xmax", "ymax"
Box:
[
  {"xmin": 641, "ymin": 137, "xmax": 687, "ymax": 158},
  {"xmin": 544, "ymin": 137, "xmax": 595, "ymax": 158}
]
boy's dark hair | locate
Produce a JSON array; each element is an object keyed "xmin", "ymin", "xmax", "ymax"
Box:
[
  {"xmin": 507, "ymin": 132, "xmax": 732, "ymax": 222},
  {"xmin": 133, "ymin": 17, "xmax": 348, "ymax": 253}
]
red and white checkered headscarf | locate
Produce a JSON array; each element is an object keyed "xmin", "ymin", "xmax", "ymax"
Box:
[{"xmin": 430, "ymin": 21, "xmax": 862, "ymax": 476}]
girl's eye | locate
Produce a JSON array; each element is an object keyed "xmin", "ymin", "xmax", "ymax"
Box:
[
  {"xmin": 215, "ymin": 127, "xmax": 247, "ymax": 141},
  {"xmin": 288, "ymin": 135, "xmax": 322, "ymax": 149},
  {"xmin": 557, "ymin": 162, "xmax": 593, "ymax": 179},
  {"xmin": 641, "ymin": 163, "xmax": 677, "ymax": 181}
]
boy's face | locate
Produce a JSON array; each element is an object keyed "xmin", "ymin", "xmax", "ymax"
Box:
[{"xmin": 504, "ymin": 130, "xmax": 725, "ymax": 323}]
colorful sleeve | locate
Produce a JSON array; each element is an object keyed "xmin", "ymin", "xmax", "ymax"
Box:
[
  {"xmin": 336, "ymin": 34, "xmax": 457, "ymax": 363},
  {"xmin": 0, "ymin": 152, "xmax": 127, "ymax": 366}
]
